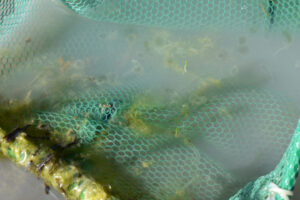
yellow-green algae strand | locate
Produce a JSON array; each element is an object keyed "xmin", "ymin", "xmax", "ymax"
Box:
[{"xmin": 0, "ymin": 128, "xmax": 116, "ymax": 200}]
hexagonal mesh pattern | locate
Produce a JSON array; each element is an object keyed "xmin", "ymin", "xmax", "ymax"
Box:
[
  {"xmin": 62, "ymin": 0, "xmax": 300, "ymax": 30},
  {"xmin": 0, "ymin": 0, "xmax": 29, "ymax": 76},
  {"xmin": 133, "ymin": 87, "xmax": 299, "ymax": 175},
  {"xmin": 1, "ymin": 1, "xmax": 300, "ymax": 200},
  {"xmin": 60, "ymin": 82, "xmax": 142, "ymax": 122},
  {"xmin": 35, "ymin": 79, "xmax": 300, "ymax": 200}
]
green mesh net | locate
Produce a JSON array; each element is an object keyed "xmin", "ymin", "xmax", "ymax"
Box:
[
  {"xmin": 61, "ymin": 0, "xmax": 300, "ymax": 31},
  {"xmin": 33, "ymin": 77, "xmax": 300, "ymax": 200},
  {"xmin": 1, "ymin": 1, "xmax": 300, "ymax": 200}
]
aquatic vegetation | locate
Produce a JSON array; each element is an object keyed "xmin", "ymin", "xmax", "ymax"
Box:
[
  {"xmin": 0, "ymin": 129, "xmax": 116, "ymax": 200},
  {"xmin": 1, "ymin": 1, "xmax": 300, "ymax": 199}
]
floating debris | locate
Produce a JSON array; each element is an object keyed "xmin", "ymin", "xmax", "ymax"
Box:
[{"xmin": 183, "ymin": 60, "xmax": 188, "ymax": 73}]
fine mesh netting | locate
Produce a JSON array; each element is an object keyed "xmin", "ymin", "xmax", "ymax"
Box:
[
  {"xmin": 1, "ymin": 0, "xmax": 300, "ymax": 200},
  {"xmin": 33, "ymin": 76, "xmax": 299, "ymax": 200},
  {"xmin": 61, "ymin": 0, "xmax": 300, "ymax": 30}
]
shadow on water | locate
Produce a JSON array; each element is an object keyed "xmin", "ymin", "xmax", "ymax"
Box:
[
  {"xmin": 61, "ymin": 144, "xmax": 155, "ymax": 200},
  {"xmin": 0, "ymin": 96, "xmax": 155, "ymax": 200}
]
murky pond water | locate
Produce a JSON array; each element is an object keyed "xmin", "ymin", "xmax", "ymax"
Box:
[{"xmin": 0, "ymin": 0, "xmax": 299, "ymax": 200}]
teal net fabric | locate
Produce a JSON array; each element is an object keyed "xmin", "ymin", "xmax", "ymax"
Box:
[
  {"xmin": 1, "ymin": 0, "xmax": 300, "ymax": 200},
  {"xmin": 34, "ymin": 76, "xmax": 300, "ymax": 200},
  {"xmin": 61, "ymin": 0, "xmax": 300, "ymax": 31},
  {"xmin": 230, "ymin": 121, "xmax": 300, "ymax": 200}
]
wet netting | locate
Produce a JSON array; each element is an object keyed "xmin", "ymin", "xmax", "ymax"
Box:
[{"xmin": 0, "ymin": 1, "xmax": 300, "ymax": 200}]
